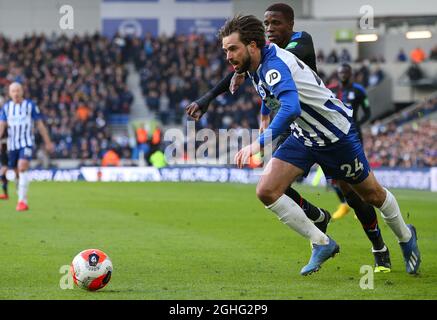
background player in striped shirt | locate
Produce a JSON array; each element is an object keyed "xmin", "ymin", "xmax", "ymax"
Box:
[
  {"xmin": 187, "ymin": 3, "xmax": 391, "ymax": 273},
  {"xmin": 221, "ymin": 15, "xmax": 420, "ymax": 276},
  {"xmin": 0, "ymin": 123, "xmax": 8, "ymax": 200},
  {"xmin": 0, "ymin": 82, "xmax": 54, "ymax": 211}
]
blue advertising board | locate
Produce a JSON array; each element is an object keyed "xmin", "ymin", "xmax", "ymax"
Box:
[
  {"xmin": 102, "ymin": 18, "xmax": 159, "ymax": 37},
  {"xmin": 175, "ymin": 18, "xmax": 226, "ymax": 37}
]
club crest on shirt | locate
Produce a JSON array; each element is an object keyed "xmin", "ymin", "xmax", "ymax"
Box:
[
  {"xmin": 265, "ymin": 69, "xmax": 281, "ymax": 86},
  {"xmin": 257, "ymin": 85, "xmax": 267, "ymax": 99}
]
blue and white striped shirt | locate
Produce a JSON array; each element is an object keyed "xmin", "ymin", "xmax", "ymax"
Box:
[
  {"xmin": 253, "ymin": 43, "xmax": 352, "ymax": 148},
  {"xmin": 0, "ymin": 99, "xmax": 43, "ymax": 151}
]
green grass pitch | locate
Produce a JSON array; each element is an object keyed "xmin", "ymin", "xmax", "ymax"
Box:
[{"xmin": 0, "ymin": 181, "xmax": 436, "ymax": 299}]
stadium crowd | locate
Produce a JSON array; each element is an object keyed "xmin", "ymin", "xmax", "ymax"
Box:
[
  {"xmin": 1, "ymin": 32, "xmax": 436, "ymax": 168},
  {"xmin": 132, "ymin": 33, "xmax": 260, "ymax": 129},
  {"xmin": 0, "ymin": 33, "xmax": 134, "ymax": 163},
  {"xmin": 364, "ymin": 119, "xmax": 437, "ymax": 168},
  {"xmin": 132, "ymin": 34, "xmax": 384, "ymax": 128},
  {"xmin": 364, "ymin": 95, "xmax": 437, "ymax": 168}
]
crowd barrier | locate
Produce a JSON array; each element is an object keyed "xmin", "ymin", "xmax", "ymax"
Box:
[{"xmin": 6, "ymin": 166, "xmax": 437, "ymax": 192}]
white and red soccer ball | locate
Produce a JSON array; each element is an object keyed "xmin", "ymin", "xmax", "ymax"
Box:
[{"xmin": 70, "ymin": 249, "xmax": 113, "ymax": 291}]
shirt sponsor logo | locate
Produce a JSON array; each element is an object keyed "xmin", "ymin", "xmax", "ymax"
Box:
[{"xmin": 265, "ymin": 69, "xmax": 281, "ymax": 86}]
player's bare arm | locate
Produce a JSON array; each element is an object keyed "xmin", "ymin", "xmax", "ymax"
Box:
[
  {"xmin": 36, "ymin": 120, "xmax": 54, "ymax": 153},
  {"xmin": 259, "ymin": 114, "xmax": 271, "ymax": 134},
  {"xmin": 0, "ymin": 121, "xmax": 6, "ymax": 139},
  {"xmin": 229, "ymin": 72, "xmax": 246, "ymax": 94}
]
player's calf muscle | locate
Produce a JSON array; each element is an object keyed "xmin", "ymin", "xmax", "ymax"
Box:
[{"xmin": 350, "ymin": 174, "xmax": 386, "ymax": 207}]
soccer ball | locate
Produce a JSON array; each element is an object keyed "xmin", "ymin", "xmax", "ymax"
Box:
[{"xmin": 70, "ymin": 249, "xmax": 113, "ymax": 291}]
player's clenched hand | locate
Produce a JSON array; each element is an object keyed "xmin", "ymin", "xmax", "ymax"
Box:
[
  {"xmin": 229, "ymin": 73, "xmax": 246, "ymax": 95},
  {"xmin": 45, "ymin": 141, "xmax": 55, "ymax": 154},
  {"xmin": 185, "ymin": 101, "xmax": 205, "ymax": 121},
  {"xmin": 234, "ymin": 142, "xmax": 261, "ymax": 169}
]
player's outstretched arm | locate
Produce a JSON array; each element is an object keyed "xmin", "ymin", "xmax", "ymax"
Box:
[
  {"xmin": 258, "ymin": 90, "xmax": 301, "ymax": 147},
  {"xmin": 36, "ymin": 120, "xmax": 54, "ymax": 153},
  {"xmin": 185, "ymin": 72, "xmax": 235, "ymax": 121},
  {"xmin": 0, "ymin": 121, "xmax": 6, "ymax": 139},
  {"xmin": 259, "ymin": 114, "xmax": 271, "ymax": 134}
]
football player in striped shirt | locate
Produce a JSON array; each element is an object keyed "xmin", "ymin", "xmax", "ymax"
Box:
[
  {"xmin": 0, "ymin": 82, "xmax": 54, "ymax": 211},
  {"xmin": 222, "ymin": 15, "xmax": 420, "ymax": 275},
  {"xmin": 186, "ymin": 3, "xmax": 331, "ymax": 238},
  {"xmin": 187, "ymin": 3, "xmax": 391, "ymax": 273},
  {"xmin": 0, "ymin": 124, "xmax": 8, "ymax": 200}
]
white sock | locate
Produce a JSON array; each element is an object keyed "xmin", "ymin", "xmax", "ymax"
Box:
[
  {"xmin": 266, "ymin": 194, "xmax": 329, "ymax": 245},
  {"xmin": 372, "ymin": 245, "xmax": 387, "ymax": 253},
  {"xmin": 378, "ymin": 188, "xmax": 411, "ymax": 243},
  {"xmin": 18, "ymin": 171, "xmax": 29, "ymax": 203}
]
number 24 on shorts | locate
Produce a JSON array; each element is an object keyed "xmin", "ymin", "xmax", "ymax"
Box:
[{"xmin": 340, "ymin": 158, "xmax": 364, "ymax": 178}]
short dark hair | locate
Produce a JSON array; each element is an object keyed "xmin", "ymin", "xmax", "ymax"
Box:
[
  {"xmin": 265, "ymin": 3, "xmax": 294, "ymax": 22},
  {"xmin": 338, "ymin": 63, "xmax": 352, "ymax": 72},
  {"xmin": 219, "ymin": 14, "xmax": 266, "ymax": 48}
]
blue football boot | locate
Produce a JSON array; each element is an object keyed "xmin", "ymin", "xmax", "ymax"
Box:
[
  {"xmin": 399, "ymin": 224, "xmax": 421, "ymax": 274},
  {"xmin": 301, "ymin": 237, "xmax": 340, "ymax": 276}
]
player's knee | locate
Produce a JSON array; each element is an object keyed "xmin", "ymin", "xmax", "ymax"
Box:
[{"xmin": 256, "ymin": 184, "xmax": 279, "ymax": 205}]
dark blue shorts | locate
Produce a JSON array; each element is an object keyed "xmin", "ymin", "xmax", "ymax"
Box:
[
  {"xmin": 273, "ymin": 125, "xmax": 370, "ymax": 184},
  {"xmin": 8, "ymin": 147, "xmax": 33, "ymax": 168}
]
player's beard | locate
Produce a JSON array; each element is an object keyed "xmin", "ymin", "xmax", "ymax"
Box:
[{"xmin": 234, "ymin": 48, "xmax": 251, "ymax": 74}]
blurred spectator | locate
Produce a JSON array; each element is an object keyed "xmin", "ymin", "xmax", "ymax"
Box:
[
  {"xmin": 326, "ymin": 49, "xmax": 339, "ymax": 64},
  {"xmin": 407, "ymin": 63, "xmax": 424, "ymax": 82},
  {"xmin": 316, "ymin": 49, "xmax": 325, "ymax": 64},
  {"xmin": 368, "ymin": 65, "xmax": 384, "ymax": 86},
  {"xmin": 369, "ymin": 55, "xmax": 385, "ymax": 63},
  {"xmin": 410, "ymin": 47, "xmax": 426, "ymax": 64},
  {"xmin": 339, "ymin": 48, "xmax": 352, "ymax": 63},
  {"xmin": 397, "ymin": 48, "xmax": 408, "ymax": 62},
  {"xmin": 355, "ymin": 61, "xmax": 370, "ymax": 87},
  {"xmin": 101, "ymin": 149, "xmax": 121, "ymax": 166},
  {"xmin": 134, "ymin": 124, "xmax": 151, "ymax": 161},
  {"xmin": 429, "ymin": 45, "xmax": 437, "ymax": 61},
  {"xmin": 76, "ymin": 102, "xmax": 90, "ymax": 122}
]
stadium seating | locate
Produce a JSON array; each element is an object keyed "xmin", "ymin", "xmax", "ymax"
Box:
[
  {"xmin": 0, "ymin": 33, "xmax": 134, "ymax": 162},
  {"xmin": 363, "ymin": 94, "xmax": 437, "ymax": 168},
  {"xmin": 1, "ymin": 32, "xmax": 435, "ymax": 168}
]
